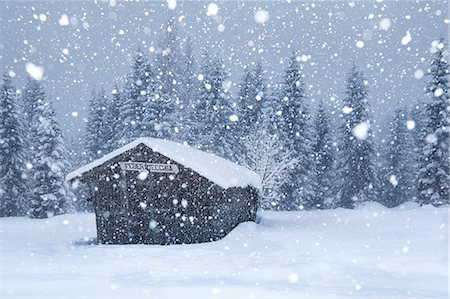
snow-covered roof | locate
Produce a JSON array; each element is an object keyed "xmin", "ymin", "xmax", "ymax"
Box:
[{"xmin": 66, "ymin": 137, "xmax": 261, "ymax": 190}]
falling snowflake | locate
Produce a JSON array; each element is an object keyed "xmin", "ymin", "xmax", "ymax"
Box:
[
  {"xmin": 167, "ymin": 0, "xmax": 176, "ymax": 10},
  {"xmin": 352, "ymin": 121, "xmax": 370, "ymax": 140},
  {"xmin": 58, "ymin": 14, "xmax": 69, "ymax": 26},
  {"xmin": 25, "ymin": 63, "xmax": 44, "ymax": 81},
  {"xmin": 379, "ymin": 18, "xmax": 391, "ymax": 30},
  {"xmin": 254, "ymin": 9, "xmax": 269, "ymax": 24},
  {"xmin": 389, "ymin": 175, "xmax": 398, "ymax": 187},
  {"xmin": 401, "ymin": 31, "xmax": 412, "ymax": 45},
  {"xmin": 206, "ymin": 3, "xmax": 219, "ymax": 17}
]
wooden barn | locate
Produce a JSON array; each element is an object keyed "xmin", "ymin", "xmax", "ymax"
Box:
[{"xmin": 66, "ymin": 137, "xmax": 261, "ymax": 245}]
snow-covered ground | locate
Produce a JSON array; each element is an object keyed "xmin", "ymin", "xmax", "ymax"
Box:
[{"xmin": 2, "ymin": 203, "xmax": 448, "ymax": 298}]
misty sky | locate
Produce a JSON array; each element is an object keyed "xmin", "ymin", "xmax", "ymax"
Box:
[{"xmin": 1, "ymin": 0, "xmax": 448, "ymax": 141}]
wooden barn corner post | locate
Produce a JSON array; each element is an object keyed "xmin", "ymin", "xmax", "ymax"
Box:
[{"xmin": 66, "ymin": 137, "xmax": 262, "ymax": 245}]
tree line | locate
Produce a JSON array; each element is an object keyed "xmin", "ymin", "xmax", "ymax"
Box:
[
  {"xmin": 80, "ymin": 20, "xmax": 448, "ymax": 211},
  {"xmin": 0, "ymin": 18, "xmax": 448, "ymax": 218}
]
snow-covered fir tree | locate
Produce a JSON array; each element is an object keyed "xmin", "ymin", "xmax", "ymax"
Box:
[
  {"xmin": 21, "ymin": 78, "xmax": 46, "ymax": 193},
  {"xmin": 66, "ymin": 134, "xmax": 92, "ymax": 212},
  {"xmin": 417, "ymin": 39, "xmax": 450, "ymax": 206},
  {"xmin": 237, "ymin": 61, "xmax": 267, "ymax": 138},
  {"xmin": 154, "ymin": 17, "xmax": 184, "ymax": 140},
  {"xmin": 313, "ymin": 100, "xmax": 336, "ymax": 209},
  {"xmin": 0, "ymin": 74, "xmax": 29, "ymax": 216},
  {"xmin": 117, "ymin": 49, "xmax": 156, "ymax": 144},
  {"xmin": 22, "ymin": 78, "xmax": 44, "ymax": 125},
  {"xmin": 103, "ymin": 86, "xmax": 122, "ymax": 152},
  {"xmin": 380, "ymin": 109, "xmax": 416, "ymax": 207},
  {"xmin": 409, "ymin": 103, "xmax": 428, "ymax": 199},
  {"xmin": 83, "ymin": 88, "xmax": 108, "ymax": 163},
  {"xmin": 188, "ymin": 53, "xmax": 236, "ymax": 160},
  {"xmin": 28, "ymin": 98, "xmax": 75, "ymax": 218},
  {"xmin": 177, "ymin": 37, "xmax": 198, "ymax": 142},
  {"xmin": 276, "ymin": 54, "xmax": 316, "ymax": 210},
  {"xmin": 336, "ymin": 65, "xmax": 377, "ymax": 208}
]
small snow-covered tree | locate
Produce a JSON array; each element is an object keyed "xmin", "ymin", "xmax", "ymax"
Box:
[
  {"xmin": 28, "ymin": 99, "xmax": 75, "ymax": 218},
  {"xmin": 336, "ymin": 65, "xmax": 377, "ymax": 208},
  {"xmin": 0, "ymin": 74, "xmax": 29, "ymax": 216},
  {"xmin": 239, "ymin": 125, "xmax": 297, "ymax": 210},
  {"xmin": 277, "ymin": 54, "xmax": 316, "ymax": 210},
  {"xmin": 380, "ymin": 109, "xmax": 416, "ymax": 207},
  {"xmin": 417, "ymin": 38, "xmax": 450, "ymax": 206},
  {"xmin": 313, "ymin": 100, "xmax": 336, "ymax": 209}
]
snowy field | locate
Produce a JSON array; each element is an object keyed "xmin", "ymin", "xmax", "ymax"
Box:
[{"xmin": 2, "ymin": 203, "xmax": 448, "ymax": 298}]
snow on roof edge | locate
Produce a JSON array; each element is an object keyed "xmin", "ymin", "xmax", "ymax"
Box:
[{"xmin": 66, "ymin": 137, "xmax": 261, "ymax": 190}]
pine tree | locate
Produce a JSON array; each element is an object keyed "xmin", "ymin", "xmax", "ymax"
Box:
[
  {"xmin": 117, "ymin": 49, "xmax": 155, "ymax": 144},
  {"xmin": 381, "ymin": 109, "xmax": 416, "ymax": 207},
  {"xmin": 28, "ymin": 99, "xmax": 75, "ymax": 218},
  {"xmin": 0, "ymin": 74, "xmax": 29, "ymax": 216},
  {"xmin": 336, "ymin": 65, "xmax": 377, "ymax": 208},
  {"xmin": 155, "ymin": 17, "xmax": 182, "ymax": 102},
  {"xmin": 417, "ymin": 38, "xmax": 450, "ymax": 206},
  {"xmin": 21, "ymin": 78, "xmax": 46, "ymax": 194},
  {"xmin": 177, "ymin": 37, "xmax": 198, "ymax": 142},
  {"xmin": 104, "ymin": 86, "xmax": 122, "ymax": 152},
  {"xmin": 237, "ymin": 63, "xmax": 266, "ymax": 133},
  {"xmin": 188, "ymin": 53, "xmax": 236, "ymax": 159},
  {"xmin": 409, "ymin": 103, "xmax": 428, "ymax": 199},
  {"xmin": 66, "ymin": 134, "xmax": 92, "ymax": 212},
  {"xmin": 313, "ymin": 100, "xmax": 336, "ymax": 209},
  {"xmin": 154, "ymin": 17, "xmax": 183, "ymax": 140},
  {"xmin": 83, "ymin": 88, "xmax": 107, "ymax": 163},
  {"xmin": 22, "ymin": 78, "xmax": 44, "ymax": 125},
  {"xmin": 277, "ymin": 54, "xmax": 316, "ymax": 210}
]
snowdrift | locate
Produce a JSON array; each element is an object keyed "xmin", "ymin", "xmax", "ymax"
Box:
[{"xmin": 2, "ymin": 204, "xmax": 448, "ymax": 298}]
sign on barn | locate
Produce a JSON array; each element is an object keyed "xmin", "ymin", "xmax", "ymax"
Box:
[
  {"xmin": 66, "ymin": 137, "xmax": 261, "ymax": 245},
  {"xmin": 119, "ymin": 162, "xmax": 179, "ymax": 173}
]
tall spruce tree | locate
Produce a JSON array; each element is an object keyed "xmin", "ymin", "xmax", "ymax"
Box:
[
  {"xmin": 381, "ymin": 109, "xmax": 416, "ymax": 207},
  {"xmin": 409, "ymin": 103, "xmax": 428, "ymax": 200},
  {"xmin": 238, "ymin": 61, "xmax": 267, "ymax": 138},
  {"xmin": 154, "ymin": 17, "xmax": 183, "ymax": 140},
  {"xmin": 177, "ymin": 37, "xmax": 198, "ymax": 142},
  {"xmin": 0, "ymin": 74, "xmax": 28, "ymax": 216},
  {"xmin": 277, "ymin": 54, "xmax": 316, "ymax": 210},
  {"xmin": 336, "ymin": 65, "xmax": 377, "ymax": 208},
  {"xmin": 22, "ymin": 78, "xmax": 44, "ymax": 125},
  {"xmin": 28, "ymin": 97, "xmax": 75, "ymax": 218},
  {"xmin": 117, "ymin": 49, "xmax": 155, "ymax": 144},
  {"xmin": 21, "ymin": 78, "xmax": 45, "ymax": 194},
  {"xmin": 83, "ymin": 88, "xmax": 107, "ymax": 163},
  {"xmin": 313, "ymin": 100, "xmax": 336, "ymax": 209},
  {"xmin": 104, "ymin": 86, "xmax": 122, "ymax": 152},
  {"xmin": 417, "ymin": 39, "xmax": 450, "ymax": 206},
  {"xmin": 188, "ymin": 53, "xmax": 236, "ymax": 159}
]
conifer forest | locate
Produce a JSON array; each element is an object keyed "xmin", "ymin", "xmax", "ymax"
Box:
[{"xmin": 1, "ymin": 1, "xmax": 448, "ymax": 298}]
